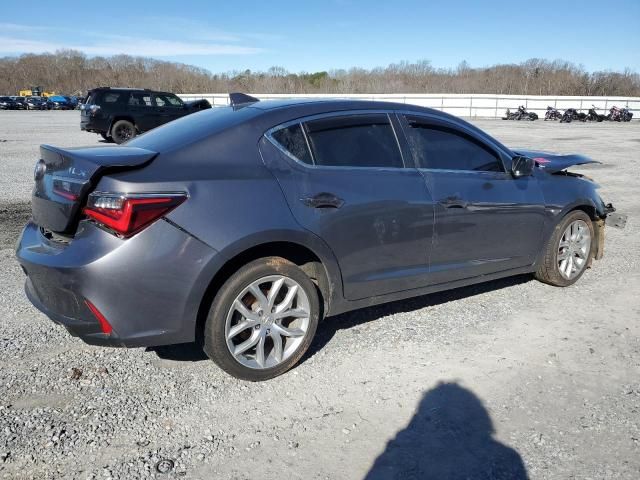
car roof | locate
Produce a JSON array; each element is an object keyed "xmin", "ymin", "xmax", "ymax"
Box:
[
  {"xmin": 243, "ymin": 97, "xmax": 453, "ymax": 123},
  {"xmin": 246, "ymin": 97, "xmax": 414, "ymax": 111},
  {"xmin": 89, "ymin": 87, "xmax": 172, "ymax": 95},
  {"xmin": 90, "ymin": 87, "xmax": 150, "ymax": 91}
]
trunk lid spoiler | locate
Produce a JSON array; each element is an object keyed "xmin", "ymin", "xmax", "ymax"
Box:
[
  {"xmin": 32, "ymin": 145, "xmax": 157, "ymax": 234},
  {"xmin": 514, "ymin": 149, "xmax": 601, "ymax": 173}
]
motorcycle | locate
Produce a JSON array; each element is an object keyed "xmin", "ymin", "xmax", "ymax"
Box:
[
  {"xmin": 560, "ymin": 108, "xmax": 586, "ymax": 123},
  {"xmin": 621, "ymin": 106, "xmax": 633, "ymax": 122},
  {"xmin": 606, "ymin": 106, "xmax": 633, "ymax": 122},
  {"xmin": 607, "ymin": 106, "xmax": 622, "ymax": 121},
  {"xmin": 544, "ymin": 106, "xmax": 562, "ymax": 121},
  {"xmin": 586, "ymin": 105, "xmax": 605, "ymax": 122},
  {"xmin": 503, "ymin": 105, "xmax": 538, "ymax": 121}
]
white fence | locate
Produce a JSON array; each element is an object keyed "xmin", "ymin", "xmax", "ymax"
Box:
[{"xmin": 178, "ymin": 92, "xmax": 640, "ymax": 119}]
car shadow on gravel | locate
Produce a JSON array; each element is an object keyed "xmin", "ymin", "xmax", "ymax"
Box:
[
  {"xmin": 146, "ymin": 275, "xmax": 532, "ymax": 365},
  {"xmin": 148, "ymin": 343, "xmax": 209, "ymax": 362},
  {"xmin": 364, "ymin": 382, "xmax": 528, "ymax": 479},
  {"xmin": 304, "ymin": 274, "xmax": 532, "ymax": 363}
]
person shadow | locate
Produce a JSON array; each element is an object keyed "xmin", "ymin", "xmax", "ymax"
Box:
[{"xmin": 364, "ymin": 382, "xmax": 528, "ymax": 480}]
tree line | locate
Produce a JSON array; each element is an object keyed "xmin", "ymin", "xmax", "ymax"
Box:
[{"xmin": 0, "ymin": 50, "xmax": 638, "ymax": 97}]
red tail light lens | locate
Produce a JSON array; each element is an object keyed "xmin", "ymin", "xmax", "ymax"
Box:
[
  {"xmin": 85, "ymin": 299, "xmax": 113, "ymax": 334},
  {"xmin": 83, "ymin": 193, "xmax": 186, "ymax": 237}
]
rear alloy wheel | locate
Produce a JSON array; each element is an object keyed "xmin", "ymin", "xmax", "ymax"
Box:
[
  {"xmin": 203, "ymin": 257, "xmax": 320, "ymax": 381},
  {"xmin": 535, "ymin": 210, "xmax": 594, "ymax": 286},
  {"xmin": 111, "ymin": 120, "xmax": 136, "ymax": 144}
]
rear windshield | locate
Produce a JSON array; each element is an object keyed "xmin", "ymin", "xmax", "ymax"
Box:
[{"xmin": 126, "ymin": 106, "xmax": 262, "ymax": 152}]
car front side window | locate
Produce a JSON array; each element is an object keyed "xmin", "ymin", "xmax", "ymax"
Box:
[
  {"xmin": 154, "ymin": 94, "xmax": 183, "ymax": 108},
  {"xmin": 403, "ymin": 116, "xmax": 503, "ymax": 172}
]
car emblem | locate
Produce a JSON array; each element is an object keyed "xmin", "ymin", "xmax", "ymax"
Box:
[
  {"xmin": 34, "ymin": 160, "xmax": 46, "ymax": 180},
  {"xmin": 68, "ymin": 166, "xmax": 88, "ymax": 178}
]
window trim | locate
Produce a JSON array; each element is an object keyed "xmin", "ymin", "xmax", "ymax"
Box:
[
  {"xmin": 265, "ymin": 110, "xmax": 408, "ymax": 170},
  {"xmin": 397, "ymin": 111, "xmax": 510, "ymax": 174}
]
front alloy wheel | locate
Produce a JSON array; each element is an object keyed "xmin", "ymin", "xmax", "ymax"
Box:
[
  {"xmin": 557, "ymin": 219, "xmax": 591, "ymax": 280},
  {"xmin": 204, "ymin": 257, "xmax": 320, "ymax": 381},
  {"xmin": 535, "ymin": 210, "xmax": 595, "ymax": 286}
]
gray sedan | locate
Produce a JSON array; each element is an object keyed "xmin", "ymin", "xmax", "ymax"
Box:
[{"xmin": 16, "ymin": 94, "xmax": 625, "ymax": 380}]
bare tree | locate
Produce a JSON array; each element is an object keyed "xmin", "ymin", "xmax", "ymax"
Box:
[{"xmin": 0, "ymin": 52, "xmax": 638, "ymax": 97}]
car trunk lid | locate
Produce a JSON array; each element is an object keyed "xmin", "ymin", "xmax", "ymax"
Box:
[{"xmin": 32, "ymin": 145, "xmax": 158, "ymax": 234}]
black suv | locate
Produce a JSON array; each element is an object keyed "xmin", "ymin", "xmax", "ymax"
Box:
[{"xmin": 81, "ymin": 87, "xmax": 211, "ymax": 144}]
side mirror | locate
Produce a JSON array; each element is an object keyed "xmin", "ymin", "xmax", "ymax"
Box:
[{"xmin": 511, "ymin": 155, "xmax": 534, "ymax": 178}]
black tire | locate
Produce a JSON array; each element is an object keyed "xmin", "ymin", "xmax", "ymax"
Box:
[
  {"xmin": 203, "ymin": 257, "xmax": 321, "ymax": 381},
  {"xmin": 535, "ymin": 210, "xmax": 595, "ymax": 287},
  {"xmin": 100, "ymin": 132, "xmax": 113, "ymax": 142},
  {"xmin": 111, "ymin": 119, "xmax": 136, "ymax": 144}
]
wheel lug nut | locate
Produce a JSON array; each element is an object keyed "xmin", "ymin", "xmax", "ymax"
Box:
[{"xmin": 254, "ymin": 325, "xmax": 260, "ymax": 330}]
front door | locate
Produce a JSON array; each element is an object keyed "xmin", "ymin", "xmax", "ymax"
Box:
[
  {"xmin": 153, "ymin": 93, "xmax": 187, "ymax": 127},
  {"xmin": 398, "ymin": 113, "xmax": 546, "ymax": 284},
  {"xmin": 260, "ymin": 112, "xmax": 435, "ymax": 300}
]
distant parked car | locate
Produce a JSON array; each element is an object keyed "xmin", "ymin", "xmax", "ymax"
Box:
[
  {"xmin": 46, "ymin": 95, "xmax": 74, "ymax": 110},
  {"xmin": 64, "ymin": 95, "xmax": 80, "ymax": 109},
  {"xmin": 0, "ymin": 96, "xmax": 18, "ymax": 110},
  {"xmin": 25, "ymin": 96, "xmax": 47, "ymax": 110},
  {"xmin": 81, "ymin": 87, "xmax": 211, "ymax": 143},
  {"xmin": 10, "ymin": 96, "xmax": 27, "ymax": 109}
]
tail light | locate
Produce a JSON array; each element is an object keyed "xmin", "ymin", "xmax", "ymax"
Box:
[
  {"xmin": 85, "ymin": 299, "xmax": 113, "ymax": 334},
  {"xmin": 83, "ymin": 192, "xmax": 186, "ymax": 237},
  {"xmin": 83, "ymin": 104, "xmax": 100, "ymax": 116}
]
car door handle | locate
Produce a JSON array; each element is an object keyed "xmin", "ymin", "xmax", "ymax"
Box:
[
  {"xmin": 438, "ymin": 197, "xmax": 469, "ymax": 209},
  {"xmin": 300, "ymin": 193, "xmax": 345, "ymax": 209}
]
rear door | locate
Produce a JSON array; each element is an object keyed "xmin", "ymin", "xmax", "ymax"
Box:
[
  {"xmin": 398, "ymin": 113, "xmax": 546, "ymax": 284},
  {"xmin": 260, "ymin": 111, "xmax": 435, "ymax": 300},
  {"xmin": 127, "ymin": 92, "xmax": 155, "ymax": 132}
]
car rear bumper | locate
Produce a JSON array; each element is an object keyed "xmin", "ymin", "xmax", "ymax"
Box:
[
  {"xmin": 80, "ymin": 115, "xmax": 109, "ymax": 133},
  {"xmin": 16, "ymin": 219, "xmax": 219, "ymax": 348}
]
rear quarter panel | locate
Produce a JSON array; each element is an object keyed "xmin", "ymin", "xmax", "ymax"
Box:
[{"xmin": 96, "ymin": 125, "xmax": 345, "ymax": 313}]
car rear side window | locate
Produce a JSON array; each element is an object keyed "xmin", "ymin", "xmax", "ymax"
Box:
[
  {"xmin": 303, "ymin": 114, "xmax": 403, "ymax": 168},
  {"xmin": 102, "ymin": 92, "xmax": 124, "ymax": 104},
  {"xmin": 128, "ymin": 93, "xmax": 152, "ymax": 106},
  {"xmin": 404, "ymin": 116, "xmax": 503, "ymax": 172},
  {"xmin": 271, "ymin": 123, "xmax": 313, "ymax": 165}
]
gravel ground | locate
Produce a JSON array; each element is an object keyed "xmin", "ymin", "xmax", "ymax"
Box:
[{"xmin": 0, "ymin": 111, "xmax": 638, "ymax": 479}]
